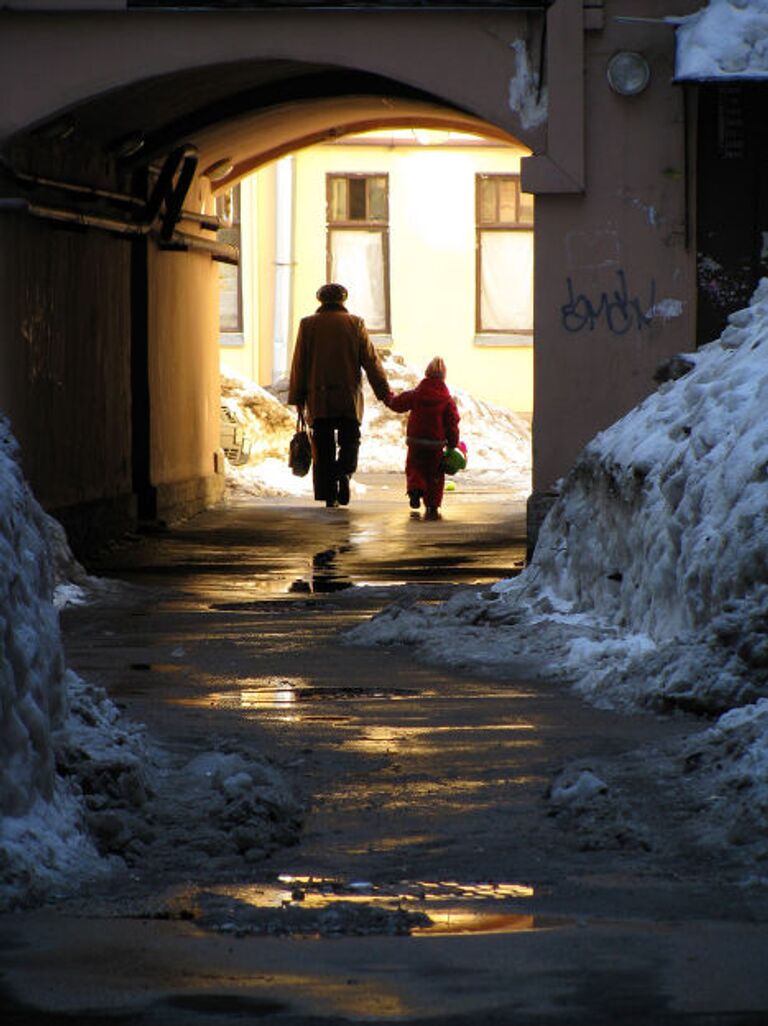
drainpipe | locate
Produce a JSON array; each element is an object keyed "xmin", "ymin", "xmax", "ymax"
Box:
[{"xmin": 272, "ymin": 155, "xmax": 295, "ymax": 384}]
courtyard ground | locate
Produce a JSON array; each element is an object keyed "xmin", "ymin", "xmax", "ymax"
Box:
[{"xmin": 2, "ymin": 478, "xmax": 768, "ymax": 1025}]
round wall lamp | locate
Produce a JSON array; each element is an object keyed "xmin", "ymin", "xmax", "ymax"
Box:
[{"xmin": 607, "ymin": 51, "xmax": 651, "ymax": 96}]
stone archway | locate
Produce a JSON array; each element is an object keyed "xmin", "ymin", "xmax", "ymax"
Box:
[{"xmin": 0, "ymin": 8, "xmax": 545, "ymax": 547}]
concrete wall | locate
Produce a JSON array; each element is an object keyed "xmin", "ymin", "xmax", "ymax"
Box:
[
  {"xmin": 148, "ymin": 244, "xmax": 224, "ymax": 520},
  {"xmin": 0, "ymin": 206, "xmax": 224, "ymax": 546},
  {"xmin": 0, "ymin": 214, "xmax": 134, "ymax": 539},
  {"xmin": 529, "ymin": 1, "xmax": 698, "ymax": 494}
]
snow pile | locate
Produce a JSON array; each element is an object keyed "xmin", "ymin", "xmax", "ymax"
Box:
[
  {"xmin": 348, "ymin": 282, "xmax": 768, "ymax": 864},
  {"xmin": 44, "ymin": 511, "xmax": 124, "ymax": 610},
  {"xmin": 673, "ymin": 0, "xmax": 768, "ymax": 80},
  {"xmin": 546, "ymin": 767, "xmax": 651, "ymax": 853},
  {"xmin": 220, "ymin": 369, "xmax": 311, "ymax": 498},
  {"xmin": 0, "ymin": 421, "xmax": 67, "ymax": 819},
  {"xmin": 123, "ymin": 746, "xmax": 301, "ymax": 876},
  {"xmin": 227, "ymin": 457, "xmax": 315, "ymax": 499},
  {"xmin": 0, "ymin": 419, "xmax": 300, "ymax": 909},
  {"xmin": 526, "ymin": 277, "xmax": 768, "ymax": 713},
  {"xmin": 221, "ymin": 367, "xmax": 296, "ymax": 461},
  {"xmin": 680, "ymin": 699, "xmax": 768, "ymax": 858},
  {"xmin": 230, "ymin": 353, "xmax": 531, "ymax": 498},
  {"xmin": 0, "ymin": 418, "xmax": 133, "ymax": 906},
  {"xmin": 353, "ymin": 280, "xmax": 768, "ymax": 710}
]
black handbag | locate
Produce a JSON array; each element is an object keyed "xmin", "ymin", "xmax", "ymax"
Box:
[{"xmin": 289, "ymin": 410, "xmax": 312, "ymax": 477}]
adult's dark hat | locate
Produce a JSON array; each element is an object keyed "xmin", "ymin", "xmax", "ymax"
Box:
[{"xmin": 316, "ymin": 283, "xmax": 348, "ymax": 304}]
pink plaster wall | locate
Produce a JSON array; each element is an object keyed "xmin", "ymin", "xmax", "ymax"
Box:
[{"xmin": 147, "ymin": 246, "xmax": 221, "ymax": 487}]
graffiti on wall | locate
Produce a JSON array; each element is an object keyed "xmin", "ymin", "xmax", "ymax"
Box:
[{"xmin": 560, "ymin": 269, "xmax": 656, "ymax": 335}]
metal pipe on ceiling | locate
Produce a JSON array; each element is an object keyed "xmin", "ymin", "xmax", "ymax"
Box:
[
  {"xmin": 0, "ymin": 155, "xmax": 223, "ymax": 231},
  {"xmin": 0, "ymin": 197, "xmax": 238, "ymax": 263},
  {"xmin": 0, "ymin": 197, "xmax": 148, "ymax": 234},
  {"xmin": 0, "ymin": 156, "xmax": 144, "ymax": 209}
]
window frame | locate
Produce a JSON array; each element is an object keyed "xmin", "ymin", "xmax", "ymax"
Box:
[
  {"xmin": 475, "ymin": 173, "xmax": 534, "ymax": 337},
  {"xmin": 326, "ymin": 173, "xmax": 392, "ymax": 335},
  {"xmin": 217, "ymin": 184, "xmax": 244, "ymax": 345}
]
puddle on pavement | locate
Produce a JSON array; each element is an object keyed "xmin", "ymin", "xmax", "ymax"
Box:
[
  {"xmin": 209, "ymin": 598, "xmax": 317, "ymax": 611},
  {"xmin": 166, "ymin": 676, "xmax": 433, "ymax": 712},
  {"xmin": 167, "ymin": 876, "xmax": 571, "ymax": 939},
  {"xmin": 286, "ymin": 545, "xmax": 356, "ymax": 593},
  {"xmin": 344, "ymin": 722, "xmax": 539, "ymax": 756},
  {"xmin": 289, "ymin": 577, "xmax": 353, "ymax": 594},
  {"xmin": 129, "ymin": 662, "xmax": 185, "ymax": 673}
]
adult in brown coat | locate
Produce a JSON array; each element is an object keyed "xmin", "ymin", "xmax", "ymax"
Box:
[{"xmin": 288, "ymin": 283, "xmax": 392, "ymax": 507}]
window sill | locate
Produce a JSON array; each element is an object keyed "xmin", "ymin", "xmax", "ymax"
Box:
[
  {"xmin": 473, "ymin": 332, "xmax": 533, "ymax": 348},
  {"xmin": 371, "ymin": 333, "xmax": 393, "ymax": 351},
  {"xmin": 220, "ymin": 332, "xmax": 245, "ymax": 348}
]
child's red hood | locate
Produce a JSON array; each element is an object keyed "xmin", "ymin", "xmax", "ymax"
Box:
[{"xmin": 414, "ymin": 377, "xmax": 452, "ymax": 406}]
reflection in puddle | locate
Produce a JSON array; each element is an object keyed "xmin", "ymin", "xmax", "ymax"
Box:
[
  {"xmin": 167, "ymin": 677, "xmax": 428, "ymax": 712},
  {"xmin": 176, "ymin": 876, "xmax": 564, "ymax": 939},
  {"xmin": 129, "ymin": 662, "xmax": 185, "ymax": 673},
  {"xmin": 290, "ymin": 546, "xmax": 355, "ymax": 594},
  {"xmin": 413, "ymin": 911, "xmax": 536, "ymax": 936},
  {"xmin": 289, "ymin": 576, "xmax": 353, "ymax": 594},
  {"xmin": 345, "ymin": 723, "xmax": 538, "ymax": 755},
  {"xmin": 276, "ymin": 877, "xmax": 535, "ymax": 901},
  {"xmin": 244, "ymin": 682, "xmax": 297, "ymax": 708},
  {"xmin": 167, "ymin": 676, "xmax": 305, "ymax": 713}
]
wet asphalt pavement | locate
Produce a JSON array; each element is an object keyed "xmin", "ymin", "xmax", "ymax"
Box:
[{"xmin": 3, "ymin": 477, "xmax": 768, "ymax": 1025}]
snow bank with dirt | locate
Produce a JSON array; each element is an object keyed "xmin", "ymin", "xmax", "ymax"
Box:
[
  {"xmin": 348, "ymin": 282, "xmax": 768, "ymax": 867},
  {"xmin": 0, "ymin": 418, "xmax": 114, "ymax": 905},
  {"xmin": 223, "ymin": 354, "xmax": 531, "ymax": 499},
  {"xmin": 673, "ymin": 0, "xmax": 768, "ymax": 80},
  {"xmin": 0, "ymin": 419, "xmax": 300, "ymax": 909}
]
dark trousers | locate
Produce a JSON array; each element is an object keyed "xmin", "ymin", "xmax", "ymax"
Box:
[{"xmin": 311, "ymin": 417, "xmax": 360, "ymax": 502}]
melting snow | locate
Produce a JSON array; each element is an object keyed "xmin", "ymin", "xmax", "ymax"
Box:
[
  {"xmin": 673, "ymin": 0, "xmax": 768, "ymax": 80},
  {"xmin": 507, "ymin": 38, "xmax": 548, "ymax": 130},
  {"xmin": 223, "ymin": 354, "xmax": 531, "ymax": 500},
  {"xmin": 348, "ymin": 280, "xmax": 768, "ymax": 868},
  {"xmin": 0, "ymin": 416, "xmax": 299, "ymax": 910}
]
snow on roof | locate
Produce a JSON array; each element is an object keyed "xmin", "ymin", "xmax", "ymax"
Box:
[{"xmin": 673, "ymin": 0, "xmax": 768, "ymax": 81}]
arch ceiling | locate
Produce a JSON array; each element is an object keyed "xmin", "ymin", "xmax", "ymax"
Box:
[{"xmin": 15, "ymin": 60, "xmax": 536, "ymax": 187}]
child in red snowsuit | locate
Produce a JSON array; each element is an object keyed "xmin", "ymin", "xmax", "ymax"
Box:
[{"xmin": 387, "ymin": 357, "xmax": 460, "ymax": 516}]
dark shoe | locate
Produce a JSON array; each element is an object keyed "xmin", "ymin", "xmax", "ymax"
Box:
[
  {"xmin": 325, "ymin": 499, "xmax": 339, "ymax": 508},
  {"xmin": 408, "ymin": 489, "xmax": 422, "ymax": 510},
  {"xmin": 425, "ymin": 506, "xmax": 440, "ymax": 520},
  {"xmin": 337, "ymin": 475, "xmax": 350, "ymax": 506}
]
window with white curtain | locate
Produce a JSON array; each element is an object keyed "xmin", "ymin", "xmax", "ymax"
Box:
[
  {"xmin": 476, "ymin": 174, "xmax": 533, "ymax": 335},
  {"xmin": 327, "ymin": 174, "xmax": 390, "ymax": 333}
]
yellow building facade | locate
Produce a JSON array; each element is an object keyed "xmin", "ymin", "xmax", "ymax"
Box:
[{"xmin": 219, "ymin": 130, "xmax": 533, "ymax": 417}]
